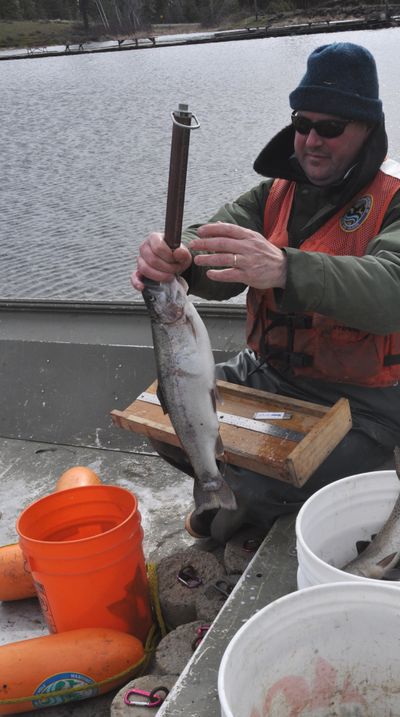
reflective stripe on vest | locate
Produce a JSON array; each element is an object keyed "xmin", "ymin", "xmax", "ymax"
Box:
[{"xmin": 246, "ymin": 162, "xmax": 400, "ymax": 386}]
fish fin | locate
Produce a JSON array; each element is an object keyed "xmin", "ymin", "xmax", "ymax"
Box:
[
  {"xmin": 365, "ymin": 552, "xmax": 400, "ymax": 579},
  {"xmin": 176, "ymin": 275, "xmax": 189, "ymax": 293},
  {"xmin": 355, "ymin": 540, "xmax": 372, "ymax": 555},
  {"xmin": 210, "ymin": 388, "xmax": 217, "ymax": 413},
  {"xmin": 383, "ymin": 567, "xmax": 400, "ymax": 581},
  {"xmin": 377, "ymin": 552, "xmax": 399, "ymax": 569},
  {"xmin": 156, "ymin": 383, "xmax": 169, "ymax": 415},
  {"xmin": 394, "ymin": 446, "xmax": 400, "ymax": 480},
  {"xmin": 193, "ymin": 477, "xmax": 237, "ymax": 514},
  {"xmin": 185, "ymin": 313, "xmax": 198, "ymax": 341}
]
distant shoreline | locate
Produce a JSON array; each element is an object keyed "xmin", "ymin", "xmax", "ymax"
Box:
[
  {"xmin": 1, "ymin": 6, "xmax": 398, "ymax": 53},
  {"xmin": 1, "ymin": 12, "xmax": 398, "ymax": 61}
]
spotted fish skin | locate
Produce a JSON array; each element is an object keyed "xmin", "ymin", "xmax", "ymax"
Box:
[
  {"xmin": 142, "ymin": 275, "xmax": 237, "ymax": 514},
  {"xmin": 342, "ymin": 446, "xmax": 400, "ymax": 579}
]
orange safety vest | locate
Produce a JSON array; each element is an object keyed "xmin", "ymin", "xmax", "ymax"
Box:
[{"xmin": 246, "ymin": 159, "xmax": 400, "ymax": 386}]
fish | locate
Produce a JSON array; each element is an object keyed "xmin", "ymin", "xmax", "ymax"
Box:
[
  {"xmin": 142, "ymin": 275, "xmax": 237, "ymax": 514},
  {"xmin": 342, "ymin": 446, "xmax": 400, "ymax": 579}
]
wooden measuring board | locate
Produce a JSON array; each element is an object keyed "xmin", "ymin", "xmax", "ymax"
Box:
[{"xmin": 111, "ymin": 380, "xmax": 352, "ymax": 487}]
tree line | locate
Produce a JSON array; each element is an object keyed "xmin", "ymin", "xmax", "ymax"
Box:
[
  {"xmin": 0, "ymin": 0, "xmax": 380, "ymax": 30},
  {"xmin": 1, "ymin": 0, "xmax": 250, "ymax": 26}
]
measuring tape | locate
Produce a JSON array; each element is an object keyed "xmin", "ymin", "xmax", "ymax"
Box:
[{"xmin": 136, "ymin": 392, "xmax": 304, "ymax": 443}]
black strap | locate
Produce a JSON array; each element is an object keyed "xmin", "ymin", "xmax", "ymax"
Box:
[
  {"xmin": 384, "ymin": 354, "xmax": 400, "ymax": 366},
  {"xmin": 266, "ymin": 310, "xmax": 313, "ymax": 331},
  {"xmin": 266, "ymin": 348, "xmax": 313, "ymax": 368},
  {"xmin": 257, "ymin": 311, "xmax": 314, "ymax": 371}
]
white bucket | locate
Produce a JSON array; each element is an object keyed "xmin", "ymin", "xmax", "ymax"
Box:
[
  {"xmin": 218, "ymin": 582, "xmax": 400, "ymax": 717},
  {"xmin": 295, "ymin": 470, "xmax": 400, "ymax": 589}
]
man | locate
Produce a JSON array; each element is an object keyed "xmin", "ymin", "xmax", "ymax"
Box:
[{"xmin": 133, "ymin": 42, "xmax": 400, "ymax": 543}]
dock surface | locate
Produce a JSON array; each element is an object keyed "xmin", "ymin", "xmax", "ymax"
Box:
[{"xmin": 0, "ymin": 435, "xmax": 297, "ymax": 716}]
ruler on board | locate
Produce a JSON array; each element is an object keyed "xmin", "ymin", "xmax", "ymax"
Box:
[{"xmin": 136, "ymin": 392, "xmax": 304, "ymax": 443}]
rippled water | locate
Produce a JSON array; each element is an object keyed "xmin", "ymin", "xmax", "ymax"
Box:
[{"xmin": 2, "ymin": 28, "xmax": 400, "ymax": 301}]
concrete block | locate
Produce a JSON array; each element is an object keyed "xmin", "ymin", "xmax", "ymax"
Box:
[
  {"xmin": 223, "ymin": 526, "xmax": 265, "ymax": 574},
  {"xmin": 157, "ymin": 547, "xmax": 225, "ymax": 628},
  {"xmin": 111, "ymin": 674, "xmax": 177, "ymax": 716},
  {"xmin": 155, "ymin": 621, "xmax": 208, "ymax": 675},
  {"xmin": 195, "ymin": 574, "xmax": 241, "ymax": 622}
]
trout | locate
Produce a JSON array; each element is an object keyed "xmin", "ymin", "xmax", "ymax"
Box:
[
  {"xmin": 342, "ymin": 446, "xmax": 400, "ymax": 579},
  {"xmin": 142, "ymin": 275, "xmax": 237, "ymax": 514}
]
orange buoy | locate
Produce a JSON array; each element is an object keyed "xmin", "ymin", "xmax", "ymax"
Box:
[
  {"xmin": 0, "ymin": 466, "xmax": 102, "ymax": 602},
  {"xmin": 55, "ymin": 466, "xmax": 102, "ymax": 492},
  {"xmin": 0, "ymin": 627, "xmax": 144, "ymax": 714},
  {"xmin": 0, "ymin": 544, "xmax": 36, "ymax": 600}
]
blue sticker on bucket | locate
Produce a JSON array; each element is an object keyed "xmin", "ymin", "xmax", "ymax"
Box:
[{"xmin": 33, "ymin": 672, "xmax": 98, "ymax": 707}]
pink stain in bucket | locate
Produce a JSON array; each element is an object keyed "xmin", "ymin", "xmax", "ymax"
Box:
[
  {"xmin": 262, "ymin": 657, "xmax": 368, "ymax": 716},
  {"xmin": 250, "ymin": 708, "xmax": 262, "ymax": 717},
  {"xmin": 308, "ymin": 657, "xmax": 337, "ymax": 710},
  {"xmin": 263, "ymin": 675, "xmax": 311, "ymax": 716}
]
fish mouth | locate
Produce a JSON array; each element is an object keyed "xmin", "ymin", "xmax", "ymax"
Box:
[{"xmin": 163, "ymin": 306, "xmax": 185, "ymax": 324}]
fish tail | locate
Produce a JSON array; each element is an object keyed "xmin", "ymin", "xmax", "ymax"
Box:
[{"xmin": 193, "ymin": 476, "xmax": 237, "ymax": 514}]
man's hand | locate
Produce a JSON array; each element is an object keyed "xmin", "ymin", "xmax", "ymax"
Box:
[
  {"xmin": 189, "ymin": 223, "xmax": 287, "ymax": 290},
  {"xmin": 131, "ymin": 232, "xmax": 192, "ymax": 291}
]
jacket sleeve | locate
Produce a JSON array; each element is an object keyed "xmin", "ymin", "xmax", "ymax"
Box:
[
  {"xmin": 181, "ymin": 180, "xmax": 272, "ymax": 301},
  {"xmin": 279, "ymin": 191, "xmax": 400, "ymax": 335}
]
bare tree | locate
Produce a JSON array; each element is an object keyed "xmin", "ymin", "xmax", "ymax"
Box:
[{"xmin": 79, "ymin": 0, "xmax": 90, "ymax": 30}]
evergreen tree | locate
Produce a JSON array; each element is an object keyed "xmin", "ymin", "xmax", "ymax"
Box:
[{"xmin": 0, "ymin": 0, "xmax": 21, "ymax": 20}]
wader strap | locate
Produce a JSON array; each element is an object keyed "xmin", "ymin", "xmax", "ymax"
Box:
[
  {"xmin": 258, "ymin": 311, "xmax": 313, "ymax": 370},
  {"xmin": 384, "ymin": 354, "xmax": 400, "ymax": 366}
]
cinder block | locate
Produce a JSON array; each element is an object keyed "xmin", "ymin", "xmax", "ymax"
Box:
[
  {"xmin": 155, "ymin": 621, "xmax": 208, "ymax": 675},
  {"xmin": 157, "ymin": 547, "xmax": 225, "ymax": 628},
  {"xmin": 195, "ymin": 574, "xmax": 241, "ymax": 622},
  {"xmin": 224, "ymin": 526, "xmax": 265, "ymax": 574}
]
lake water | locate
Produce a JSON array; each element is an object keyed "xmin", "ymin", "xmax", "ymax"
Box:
[{"xmin": 2, "ymin": 28, "xmax": 400, "ymax": 302}]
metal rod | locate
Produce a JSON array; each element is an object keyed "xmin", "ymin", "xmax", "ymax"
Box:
[{"xmin": 163, "ymin": 103, "xmax": 199, "ymax": 250}]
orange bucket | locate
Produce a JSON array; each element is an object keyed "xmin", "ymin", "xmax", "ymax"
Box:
[{"xmin": 17, "ymin": 485, "xmax": 152, "ymax": 643}]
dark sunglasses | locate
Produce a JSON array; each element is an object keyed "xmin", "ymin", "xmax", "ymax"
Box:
[{"xmin": 291, "ymin": 111, "xmax": 353, "ymax": 139}]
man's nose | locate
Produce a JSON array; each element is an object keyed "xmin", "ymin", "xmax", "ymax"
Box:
[{"xmin": 305, "ymin": 128, "xmax": 323, "ymax": 146}]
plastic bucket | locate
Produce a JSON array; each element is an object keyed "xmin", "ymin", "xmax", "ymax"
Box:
[
  {"xmin": 295, "ymin": 469, "xmax": 400, "ymax": 589},
  {"xmin": 218, "ymin": 581, "xmax": 400, "ymax": 717},
  {"xmin": 17, "ymin": 485, "xmax": 152, "ymax": 642}
]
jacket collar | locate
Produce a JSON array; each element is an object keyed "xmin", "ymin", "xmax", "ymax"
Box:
[{"xmin": 253, "ymin": 118, "xmax": 388, "ymax": 197}]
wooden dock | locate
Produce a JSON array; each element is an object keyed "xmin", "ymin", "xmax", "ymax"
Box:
[{"xmin": 1, "ymin": 15, "xmax": 399, "ymax": 62}]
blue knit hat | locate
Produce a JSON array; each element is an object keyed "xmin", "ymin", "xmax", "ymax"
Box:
[{"xmin": 289, "ymin": 42, "xmax": 382, "ymax": 124}]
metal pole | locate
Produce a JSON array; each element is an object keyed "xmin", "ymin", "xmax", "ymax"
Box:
[{"xmin": 163, "ymin": 104, "xmax": 199, "ymax": 250}]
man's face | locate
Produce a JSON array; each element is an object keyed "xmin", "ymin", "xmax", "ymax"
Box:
[{"xmin": 293, "ymin": 111, "xmax": 372, "ymax": 186}]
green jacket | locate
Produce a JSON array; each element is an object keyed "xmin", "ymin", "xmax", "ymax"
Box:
[{"xmin": 181, "ymin": 119, "xmax": 400, "ymax": 446}]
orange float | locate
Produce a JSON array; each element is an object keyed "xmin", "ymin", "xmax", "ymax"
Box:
[
  {"xmin": 54, "ymin": 466, "xmax": 102, "ymax": 491},
  {"xmin": 0, "ymin": 545, "xmax": 36, "ymax": 601},
  {"xmin": 0, "ymin": 627, "xmax": 144, "ymax": 714},
  {"xmin": 0, "ymin": 466, "xmax": 102, "ymax": 602}
]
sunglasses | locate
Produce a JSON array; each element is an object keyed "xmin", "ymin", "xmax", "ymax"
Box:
[{"xmin": 291, "ymin": 112, "xmax": 353, "ymax": 139}]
